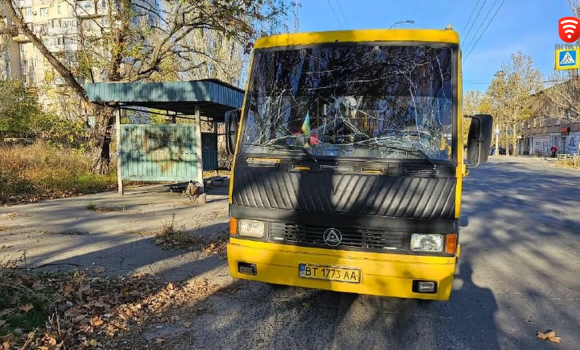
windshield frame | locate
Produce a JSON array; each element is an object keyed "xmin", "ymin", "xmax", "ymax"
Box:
[{"xmin": 237, "ymin": 40, "xmax": 460, "ymax": 164}]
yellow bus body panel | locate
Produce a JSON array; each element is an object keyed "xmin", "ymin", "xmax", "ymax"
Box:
[
  {"xmin": 254, "ymin": 29, "xmax": 460, "ymax": 49},
  {"xmin": 228, "ymin": 238, "xmax": 457, "ymax": 301}
]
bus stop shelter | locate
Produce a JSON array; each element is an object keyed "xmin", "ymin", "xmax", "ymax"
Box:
[{"xmin": 85, "ymin": 79, "xmax": 244, "ymax": 200}]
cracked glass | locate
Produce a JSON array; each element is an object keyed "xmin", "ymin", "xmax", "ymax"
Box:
[{"xmin": 240, "ymin": 44, "xmax": 455, "ymax": 161}]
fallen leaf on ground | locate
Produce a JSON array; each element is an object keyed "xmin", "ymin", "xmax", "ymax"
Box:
[
  {"xmin": 32, "ymin": 281, "xmax": 45, "ymax": 291},
  {"xmin": 64, "ymin": 284, "xmax": 75, "ymax": 294},
  {"xmin": 0, "ymin": 320, "xmax": 6, "ymax": 327},
  {"xmin": 94, "ymin": 267, "xmax": 106, "ymax": 274},
  {"xmin": 46, "ymin": 336, "xmax": 58, "ymax": 346},
  {"xmin": 537, "ymin": 329, "xmax": 562, "ymax": 343},
  {"xmin": 93, "ymin": 301, "xmax": 109, "ymax": 308},
  {"xmin": 77, "ymin": 283, "xmax": 91, "ymax": 298},
  {"xmin": 90, "ymin": 316, "xmax": 104, "ymax": 327},
  {"xmin": 18, "ymin": 303, "xmax": 33, "ymax": 313},
  {"xmin": 183, "ymin": 322, "xmax": 191, "ymax": 328}
]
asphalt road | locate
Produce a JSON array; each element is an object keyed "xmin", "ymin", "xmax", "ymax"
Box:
[
  {"xmin": 159, "ymin": 157, "xmax": 580, "ymax": 350},
  {"xmin": 2, "ymin": 157, "xmax": 579, "ymax": 349}
]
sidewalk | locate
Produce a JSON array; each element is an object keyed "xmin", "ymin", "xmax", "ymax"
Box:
[
  {"xmin": 0, "ymin": 182, "xmax": 232, "ymax": 283},
  {"xmin": 487, "ymin": 154, "xmax": 559, "ymax": 167}
]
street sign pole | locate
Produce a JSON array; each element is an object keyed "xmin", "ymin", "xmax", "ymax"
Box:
[{"xmin": 495, "ymin": 127, "xmax": 500, "ymax": 156}]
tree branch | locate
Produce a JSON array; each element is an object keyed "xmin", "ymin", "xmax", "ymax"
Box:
[{"xmin": 1, "ymin": 0, "xmax": 88, "ymax": 101}]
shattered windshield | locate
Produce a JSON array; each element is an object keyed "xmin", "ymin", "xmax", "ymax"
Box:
[{"xmin": 240, "ymin": 43, "xmax": 455, "ymax": 161}]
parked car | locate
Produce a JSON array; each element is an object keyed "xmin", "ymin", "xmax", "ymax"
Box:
[{"xmin": 489, "ymin": 147, "xmax": 506, "ymax": 155}]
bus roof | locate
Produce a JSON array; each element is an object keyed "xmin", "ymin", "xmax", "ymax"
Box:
[{"xmin": 254, "ymin": 29, "xmax": 460, "ymax": 50}]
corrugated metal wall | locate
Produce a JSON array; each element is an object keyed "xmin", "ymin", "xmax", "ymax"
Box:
[
  {"xmin": 119, "ymin": 124, "xmax": 199, "ymax": 182},
  {"xmin": 201, "ymin": 133, "xmax": 218, "ymax": 171}
]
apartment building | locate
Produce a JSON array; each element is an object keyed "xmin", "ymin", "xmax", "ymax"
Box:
[
  {"xmin": 520, "ymin": 82, "xmax": 580, "ymax": 156},
  {"xmin": 1, "ymin": 0, "xmax": 159, "ymax": 114}
]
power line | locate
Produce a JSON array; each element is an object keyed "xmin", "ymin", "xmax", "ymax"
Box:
[
  {"xmin": 463, "ymin": 0, "xmax": 498, "ymax": 57},
  {"xmin": 334, "ymin": 0, "xmax": 350, "ymax": 29},
  {"xmin": 326, "ymin": 0, "xmax": 344, "ymax": 29},
  {"xmin": 460, "ymin": 0, "xmax": 481, "ymax": 39},
  {"xmin": 462, "ymin": 0, "xmax": 487, "ymax": 48},
  {"xmin": 463, "ymin": 0, "xmax": 506, "ymax": 62}
]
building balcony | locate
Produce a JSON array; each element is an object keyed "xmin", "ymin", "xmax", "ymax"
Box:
[
  {"xmin": 47, "ymin": 26, "xmax": 79, "ymax": 36},
  {"xmin": 14, "ymin": 0, "xmax": 32, "ymax": 8},
  {"xmin": 75, "ymin": 2, "xmax": 109, "ymax": 17},
  {"xmin": 12, "ymin": 34, "xmax": 30, "ymax": 42},
  {"xmin": 12, "ymin": 28, "xmax": 30, "ymax": 43},
  {"xmin": 45, "ymin": 42, "xmax": 79, "ymax": 53}
]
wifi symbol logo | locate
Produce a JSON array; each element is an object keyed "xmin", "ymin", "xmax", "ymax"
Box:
[{"xmin": 559, "ymin": 17, "xmax": 580, "ymax": 43}]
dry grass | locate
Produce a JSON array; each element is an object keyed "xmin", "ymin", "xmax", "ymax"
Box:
[
  {"xmin": 153, "ymin": 214, "xmax": 229, "ymax": 255},
  {"xmin": 0, "ymin": 141, "xmax": 117, "ymax": 205},
  {"xmin": 154, "ymin": 214, "xmax": 201, "ymax": 250},
  {"xmin": 555, "ymin": 157, "xmax": 580, "ymax": 169}
]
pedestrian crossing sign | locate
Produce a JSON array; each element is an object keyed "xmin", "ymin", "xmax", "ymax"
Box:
[{"xmin": 555, "ymin": 47, "xmax": 580, "ymax": 70}]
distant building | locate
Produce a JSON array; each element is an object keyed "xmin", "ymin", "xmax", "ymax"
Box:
[
  {"xmin": 521, "ymin": 81, "xmax": 580, "ymax": 156},
  {"xmin": 0, "ymin": 0, "xmax": 159, "ymax": 115}
]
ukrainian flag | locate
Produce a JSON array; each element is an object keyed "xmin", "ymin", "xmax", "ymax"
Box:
[{"xmin": 301, "ymin": 113, "xmax": 311, "ymax": 137}]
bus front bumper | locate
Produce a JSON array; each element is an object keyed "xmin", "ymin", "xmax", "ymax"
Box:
[{"xmin": 227, "ymin": 239, "xmax": 458, "ymax": 301}]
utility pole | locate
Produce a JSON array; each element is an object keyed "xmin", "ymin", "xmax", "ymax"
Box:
[{"xmin": 495, "ymin": 126, "xmax": 500, "ymax": 156}]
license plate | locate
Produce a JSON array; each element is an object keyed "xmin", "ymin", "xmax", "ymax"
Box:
[{"xmin": 298, "ymin": 263, "xmax": 361, "ymax": 284}]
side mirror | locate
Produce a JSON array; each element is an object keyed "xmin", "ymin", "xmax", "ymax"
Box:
[
  {"xmin": 466, "ymin": 114, "xmax": 493, "ymax": 167},
  {"xmin": 225, "ymin": 109, "xmax": 240, "ymax": 155}
]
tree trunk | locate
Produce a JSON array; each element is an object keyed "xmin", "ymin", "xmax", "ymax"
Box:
[
  {"xmin": 89, "ymin": 104, "xmax": 115, "ymax": 175},
  {"xmin": 512, "ymin": 124, "xmax": 518, "ymax": 157}
]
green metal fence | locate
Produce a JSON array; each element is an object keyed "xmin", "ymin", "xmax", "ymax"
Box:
[{"xmin": 119, "ymin": 124, "xmax": 199, "ymax": 182}]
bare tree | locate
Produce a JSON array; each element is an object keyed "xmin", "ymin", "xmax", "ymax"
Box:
[
  {"xmin": 0, "ymin": 0, "xmax": 288, "ymax": 174},
  {"xmin": 182, "ymin": 29, "xmax": 248, "ymax": 86},
  {"xmin": 485, "ymin": 52, "xmax": 543, "ymax": 155},
  {"xmin": 543, "ymin": 70, "xmax": 580, "ymax": 121},
  {"xmin": 462, "ymin": 90, "xmax": 486, "ymax": 141}
]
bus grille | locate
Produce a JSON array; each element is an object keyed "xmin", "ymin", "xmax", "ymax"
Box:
[{"xmin": 269, "ymin": 223, "xmax": 404, "ymax": 251}]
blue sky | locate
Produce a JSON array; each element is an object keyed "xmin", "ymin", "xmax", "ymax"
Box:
[{"xmin": 291, "ymin": 0, "xmax": 575, "ymax": 93}]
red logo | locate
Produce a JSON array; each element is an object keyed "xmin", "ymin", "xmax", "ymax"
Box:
[{"xmin": 559, "ymin": 17, "xmax": 580, "ymax": 43}]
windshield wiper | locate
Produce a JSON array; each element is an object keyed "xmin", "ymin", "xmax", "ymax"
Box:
[
  {"xmin": 292, "ymin": 145, "xmax": 318, "ymax": 163},
  {"xmin": 356, "ymin": 142, "xmax": 437, "ymax": 169},
  {"xmin": 411, "ymin": 148, "xmax": 437, "ymax": 169},
  {"xmin": 244, "ymin": 143, "xmax": 318, "ymax": 163}
]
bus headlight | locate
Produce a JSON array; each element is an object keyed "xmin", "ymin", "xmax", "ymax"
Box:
[
  {"xmin": 238, "ymin": 219, "xmax": 265, "ymax": 238},
  {"xmin": 410, "ymin": 234, "xmax": 443, "ymax": 252}
]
